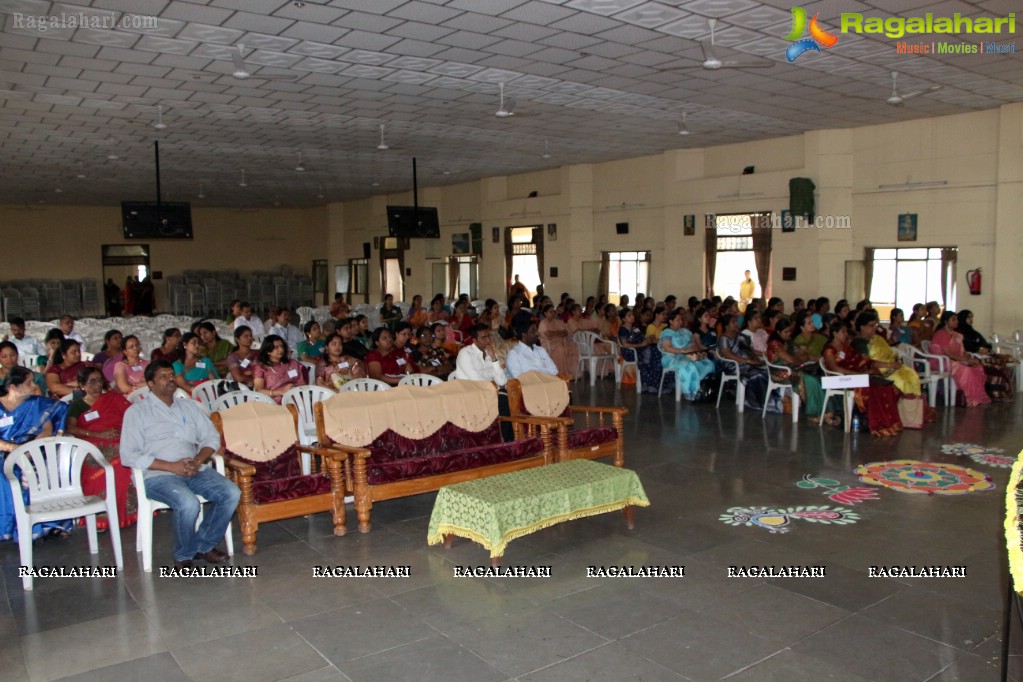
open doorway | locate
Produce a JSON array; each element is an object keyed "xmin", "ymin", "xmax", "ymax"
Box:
[
  {"xmin": 102, "ymin": 244, "xmax": 150, "ymax": 316},
  {"xmin": 505, "ymin": 226, "xmax": 543, "ymax": 302}
]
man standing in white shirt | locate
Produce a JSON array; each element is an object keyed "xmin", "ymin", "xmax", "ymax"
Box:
[
  {"xmin": 505, "ymin": 322, "xmax": 558, "ymax": 379},
  {"xmin": 455, "ymin": 324, "xmax": 506, "ymax": 386}
]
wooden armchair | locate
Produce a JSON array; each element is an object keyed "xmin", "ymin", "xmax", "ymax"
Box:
[
  {"xmin": 211, "ymin": 402, "xmax": 347, "ymax": 555},
  {"xmin": 506, "ymin": 374, "xmax": 628, "ymax": 466}
]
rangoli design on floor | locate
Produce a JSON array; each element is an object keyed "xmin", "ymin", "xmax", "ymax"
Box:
[
  {"xmin": 720, "ymin": 506, "xmax": 860, "ymax": 534},
  {"xmin": 940, "ymin": 443, "xmax": 1014, "ymax": 469},
  {"xmin": 797, "ymin": 475, "xmax": 879, "ymax": 505},
  {"xmin": 855, "ymin": 460, "xmax": 994, "ymax": 495}
]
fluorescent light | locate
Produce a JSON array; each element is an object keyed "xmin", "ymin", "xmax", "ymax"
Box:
[{"xmin": 878, "ymin": 180, "xmax": 947, "ymax": 190}]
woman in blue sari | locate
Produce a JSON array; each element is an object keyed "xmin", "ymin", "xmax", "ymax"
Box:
[
  {"xmin": 660, "ymin": 309, "xmax": 715, "ymax": 400},
  {"xmin": 0, "ymin": 367, "xmax": 74, "ymax": 540}
]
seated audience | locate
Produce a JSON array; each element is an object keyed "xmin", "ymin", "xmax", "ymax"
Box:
[
  {"xmin": 197, "ymin": 322, "xmax": 233, "ymax": 377},
  {"xmin": 173, "ymin": 332, "xmax": 220, "ymax": 391},
  {"xmin": 406, "ymin": 294, "xmax": 428, "ymax": 328},
  {"xmin": 538, "ymin": 304, "xmax": 578, "ymax": 380},
  {"xmin": 412, "ymin": 327, "xmax": 453, "ymax": 379},
  {"xmin": 506, "ymin": 322, "xmax": 558, "ymax": 379},
  {"xmin": 267, "ymin": 307, "xmax": 303, "ymax": 351},
  {"xmin": 456, "ymin": 325, "xmax": 507, "ymax": 386},
  {"xmin": 823, "ymin": 321, "xmax": 903, "ymax": 436},
  {"xmin": 151, "ymin": 327, "xmax": 183, "ymax": 364},
  {"xmin": 929, "ymin": 312, "xmax": 990, "ymax": 407},
  {"xmin": 253, "ymin": 335, "xmax": 304, "ymax": 403},
  {"xmin": 659, "ymin": 308, "xmax": 715, "ymax": 401},
  {"xmin": 316, "ymin": 333, "xmax": 366, "ymax": 389},
  {"xmin": 716, "ymin": 313, "xmax": 768, "ymax": 410},
  {"xmin": 617, "ymin": 308, "xmax": 659, "ymax": 390},
  {"xmin": 59, "ymin": 315, "xmax": 85, "ymax": 345},
  {"xmin": 366, "ymin": 326, "xmax": 417, "ymax": 386},
  {"xmin": 6, "ymin": 317, "xmax": 44, "ymax": 358},
  {"xmin": 46, "ymin": 339, "xmax": 90, "ymax": 398},
  {"xmin": 111, "ymin": 335, "xmax": 149, "ymax": 395},
  {"xmin": 766, "ymin": 318, "xmax": 826, "ymax": 420},
  {"xmin": 379, "ymin": 294, "xmax": 403, "ymax": 333},
  {"xmin": 232, "ymin": 302, "xmax": 265, "ymax": 337},
  {"xmin": 297, "ymin": 321, "xmax": 326, "ymax": 363},
  {"xmin": 957, "ymin": 309, "xmax": 1014, "ymax": 401},
  {"xmin": 226, "ymin": 326, "xmax": 259, "ymax": 388}
]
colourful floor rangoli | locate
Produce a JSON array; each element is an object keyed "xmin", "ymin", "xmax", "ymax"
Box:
[
  {"xmin": 941, "ymin": 443, "xmax": 1014, "ymax": 469},
  {"xmin": 720, "ymin": 506, "xmax": 860, "ymax": 534},
  {"xmin": 855, "ymin": 460, "xmax": 994, "ymax": 495},
  {"xmin": 797, "ymin": 475, "xmax": 879, "ymax": 505}
]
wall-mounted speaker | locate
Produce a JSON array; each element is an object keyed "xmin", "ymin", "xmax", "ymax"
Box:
[
  {"xmin": 363, "ymin": 242, "xmax": 371, "ymax": 259},
  {"xmin": 615, "ymin": 222, "xmax": 629, "ymax": 234}
]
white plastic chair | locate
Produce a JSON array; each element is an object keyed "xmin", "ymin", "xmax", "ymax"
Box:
[
  {"xmin": 16, "ymin": 354, "xmax": 40, "ymax": 369},
  {"xmin": 191, "ymin": 381, "xmax": 220, "ymax": 409},
  {"xmin": 760, "ymin": 355, "xmax": 801, "ymax": 423},
  {"xmin": 210, "ymin": 390, "xmax": 276, "ymax": 413},
  {"xmin": 571, "ymin": 331, "xmax": 616, "ymax": 388},
  {"xmin": 819, "ymin": 358, "xmax": 854, "ymax": 432},
  {"xmin": 5, "ymin": 437, "xmax": 124, "ymax": 590},
  {"xmin": 899, "ymin": 344, "xmax": 953, "ymax": 407},
  {"xmin": 60, "ymin": 393, "xmax": 74, "ymax": 403},
  {"xmin": 132, "ymin": 453, "xmax": 234, "ymax": 573},
  {"xmin": 127, "ymin": 386, "xmax": 150, "ymax": 404},
  {"xmin": 299, "ymin": 361, "xmax": 317, "ymax": 385},
  {"xmin": 282, "ymin": 385, "xmax": 335, "ymax": 474},
  {"xmin": 339, "ymin": 378, "xmax": 390, "ymax": 392},
  {"xmin": 713, "ymin": 351, "xmax": 745, "ymax": 413},
  {"xmin": 398, "ymin": 373, "xmax": 443, "ymax": 387},
  {"xmin": 658, "ymin": 368, "xmax": 680, "ymax": 401}
]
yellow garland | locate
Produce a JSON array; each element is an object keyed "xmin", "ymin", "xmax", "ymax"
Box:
[{"xmin": 1004, "ymin": 451, "xmax": 1023, "ymax": 595}]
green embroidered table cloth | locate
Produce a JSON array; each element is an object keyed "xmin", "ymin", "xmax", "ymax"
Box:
[{"xmin": 427, "ymin": 459, "xmax": 649, "ymax": 558}]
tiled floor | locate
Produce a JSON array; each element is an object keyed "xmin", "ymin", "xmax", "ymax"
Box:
[{"xmin": 2, "ymin": 383, "xmax": 1022, "ymax": 681}]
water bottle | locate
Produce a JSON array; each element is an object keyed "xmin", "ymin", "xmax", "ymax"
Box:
[{"xmin": 851, "ymin": 414, "xmax": 861, "ymax": 431}]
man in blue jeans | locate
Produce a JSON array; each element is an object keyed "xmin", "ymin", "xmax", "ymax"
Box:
[{"xmin": 121, "ymin": 360, "xmax": 240, "ymax": 569}]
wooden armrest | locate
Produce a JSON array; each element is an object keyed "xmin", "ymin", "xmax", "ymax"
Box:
[
  {"xmin": 296, "ymin": 443, "xmax": 349, "ymax": 463},
  {"xmin": 569, "ymin": 405, "xmax": 628, "ymax": 417},
  {"xmin": 499, "ymin": 414, "xmax": 572, "ymax": 428},
  {"xmin": 224, "ymin": 458, "xmax": 256, "ymax": 478}
]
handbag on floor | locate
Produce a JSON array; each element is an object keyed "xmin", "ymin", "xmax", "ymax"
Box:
[{"xmin": 898, "ymin": 395, "xmax": 924, "ymax": 429}]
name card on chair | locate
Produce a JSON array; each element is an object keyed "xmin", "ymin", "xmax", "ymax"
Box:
[{"xmin": 822, "ymin": 374, "xmax": 869, "ymax": 389}]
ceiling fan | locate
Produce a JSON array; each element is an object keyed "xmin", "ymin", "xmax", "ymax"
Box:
[
  {"xmin": 677, "ymin": 112, "xmax": 693, "ymax": 136},
  {"xmin": 377, "ymin": 123, "xmax": 390, "ymax": 150},
  {"xmin": 887, "ymin": 71, "xmax": 942, "ymax": 106},
  {"xmin": 495, "ymin": 82, "xmax": 538, "ymax": 118},
  {"xmin": 230, "ymin": 44, "xmax": 298, "ymax": 81},
  {"xmin": 671, "ymin": 18, "xmax": 774, "ymax": 71}
]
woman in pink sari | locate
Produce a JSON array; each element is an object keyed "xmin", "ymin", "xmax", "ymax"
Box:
[
  {"xmin": 538, "ymin": 304, "xmax": 579, "ymax": 379},
  {"xmin": 930, "ymin": 311, "xmax": 990, "ymax": 407}
]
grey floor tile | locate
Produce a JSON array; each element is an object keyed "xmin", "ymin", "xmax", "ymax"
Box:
[
  {"xmin": 790, "ymin": 614, "xmax": 960, "ymax": 680},
  {"xmin": 519, "ymin": 641, "xmax": 690, "ymax": 681},
  {"xmin": 701, "ymin": 583, "xmax": 851, "ymax": 644},
  {"xmin": 546, "ymin": 582, "xmax": 682, "ymax": 639},
  {"xmin": 172, "ymin": 622, "xmax": 330, "ymax": 682},
  {"xmin": 141, "ymin": 586, "xmax": 284, "ymax": 648},
  {"xmin": 445, "ymin": 607, "xmax": 609, "ymax": 677},
  {"xmin": 724, "ymin": 648, "xmax": 874, "ymax": 681},
  {"xmin": 55, "ymin": 651, "xmax": 190, "ymax": 682},
  {"xmin": 926, "ymin": 652, "xmax": 1003, "ymax": 682},
  {"xmin": 338, "ymin": 635, "xmax": 508, "ymax": 682},
  {"xmin": 289, "ymin": 598, "xmax": 435, "ymax": 664},
  {"xmin": 859, "ymin": 587, "xmax": 1001, "ymax": 650}
]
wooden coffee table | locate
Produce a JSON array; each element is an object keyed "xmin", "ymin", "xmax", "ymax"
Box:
[{"xmin": 427, "ymin": 459, "xmax": 649, "ymax": 566}]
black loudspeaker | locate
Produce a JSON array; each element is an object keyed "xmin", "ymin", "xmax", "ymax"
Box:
[
  {"xmin": 743, "ymin": 165, "xmax": 755, "ymax": 175},
  {"xmin": 616, "ymin": 222, "xmax": 629, "ymax": 234},
  {"xmin": 363, "ymin": 242, "xmax": 371, "ymax": 259}
]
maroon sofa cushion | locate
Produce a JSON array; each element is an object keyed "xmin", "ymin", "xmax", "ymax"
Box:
[
  {"xmin": 567, "ymin": 426, "xmax": 618, "ymax": 450},
  {"xmin": 226, "ymin": 444, "xmax": 333, "ymax": 504}
]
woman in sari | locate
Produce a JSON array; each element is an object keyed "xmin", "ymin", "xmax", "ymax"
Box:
[
  {"xmin": 853, "ymin": 312, "xmax": 930, "ymax": 428},
  {"xmin": 297, "ymin": 321, "xmax": 326, "ymax": 364},
  {"xmin": 93, "ymin": 329, "xmax": 124, "ymax": 383},
  {"xmin": 449, "ymin": 300, "xmax": 475, "ymax": 342},
  {"xmin": 197, "ymin": 322, "xmax": 233, "ymax": 377},
  {"xmin": 173, "ymin": 332, "xmax": 220, "ymax": 391},
  {"xmin": 598, "ymin": 304, "xmax": 621, "ymax": 345},
  {"xmin": 366, "ymin": 327, "xmax": 418, "ymax": 386},
  {"xmin": 253, "ymin": 335, "xmax": 304, "ymax": 403},
  {"xmin": 0, "ymin": 367, "xmax": 74, "ymax": 540},
  {"xmin": 151, "ymin": 327, "xmax": 183, "ymax": 364},
  {"xmin": 66, "ymin": 366, "xmax": 136, "ymax": 529},
  {"xmin": 538, "ymin": 304, "xmax": 579, "ymax": 380},
  {"xmin": 823, "ymin": 321, "xmax": 903, "ymax": 436},
  {"xmin": 111, "ymin": 335, "xmax": 149, "ymax": 396},
  {"xmin": 405, "ymin": 294, "xmax": 428, "ymax": 329},
  {"xmin": 3, "ymin": 341, "xmax": 49, "ymax": 395},
  {"xmin": 46, "ymin": 339, "xmax": 89, "ymax": 398},
  {"xmin": 427, "ymin": 294, "xmax": 450, "ymax": 324},
  {"xmin": 226, "ymin": 326, "xmax": 259, "ymax": 388},
  {"xmin": 411, "ymin": 327, "xmax": 454, "ymax": 379},
  {"xmin": 567, "ymin": 303, "xmax": 612, "ymax": 368},
  {"xmin": 478, "ymin": 299, "xmax": 502, "ymax": 332},
  {"xmin": 617, "ymin": 309, "xmax": 661, "ymax": 390},
  {"xmin": 316, "ymin": 333, "xmax": 366, "ymax": 389},
  {"xmin": 717, "ymin": 314, "xmax": 768, "ymax": 410},
  {"xmin": 660, "ymin": 309, "xmax": 715, "ymax": 401},
  {"xmin": 693, "ymin": 307, "xmax": 718, "ymax": 348},
  {"xmin": 958, "ymin": 309, "xmax": 1014, "ymax": 401},
  {"xmin": 887, "ymin": 308, "xmax": 915, "ymax": 347},
  {"xmin": 930, "ymin": 312, "xmax": 990, "ymax": 407},
  {"xmin": 740, "ymin": 311, "xmax": 769, "ymax": 355},
  {"xmin": 766, "ymin": 318, "xmax": 828, "ymax": 423}
]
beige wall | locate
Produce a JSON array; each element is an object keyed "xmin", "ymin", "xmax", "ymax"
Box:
[
  {"xmin": 0, "ymin": 204, "xmax": 329, "ymax": 310},
  {"xmin": 5, "ymin": 103, "xmax": 1020, "ymax": 333}
]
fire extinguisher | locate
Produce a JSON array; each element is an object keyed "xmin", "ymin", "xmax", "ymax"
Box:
[{"xmin": 967, "ymin": 268, "xmax": 981, "ymax": 296}]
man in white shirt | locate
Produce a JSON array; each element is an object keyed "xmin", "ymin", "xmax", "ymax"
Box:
[
  {"xmin": 58, "ymin": 315, "xmax": 86, "ymax": 346},
  {"xmin": 505, "ymin": 322, "xmax": 558, "ymax": 379},
  {"xmin": 267, "ymin": 307, "xmax": 303, "ymax": 352},
  {"xmin": 6, "ymin": 317, "xmax": 44, "ymax": 357},
  {"xmin": 120, "ymin": 360, "xmax": 240, "ymax": 570},
  {"xmin": 232, "ymin": 302, "xmax": 265, "ymax": 337},
  {"xmin": 455, "ymin": 324, "xmax": 506, "ymax": 386}
]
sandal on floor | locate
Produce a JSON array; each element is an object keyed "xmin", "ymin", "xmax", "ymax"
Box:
[
  {"xmin": 823, "ymin": 414, "xmax": 842, "ymax": 427},
  {"xmin": 47, "ymin": 528, "xmax": 71, "ymax": 539}
]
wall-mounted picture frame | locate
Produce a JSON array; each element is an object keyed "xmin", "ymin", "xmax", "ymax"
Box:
[
  {"xmin": 683, "ymin": 215, "xmax": 695, "ymax": 236},
  {"xmin": 782, "ymin": 267, "xmax": 797, "ymax": 281},
  {"xmin": 547, "ymin": 223, "xmax": 557, "ymax": 241},
  {"xmin": 898, "ymin": 213, "xmax": 917, "ymax": 242},
  {"xmin": 781, "ymin": 210, "xmax": 795, "ymax": 232},
  {"xmin": 452, "ymin": 232, "xmax": 470, "ymax": 254},
  {"xmin": 492, "ymin": 226, "xmax": 500, "ymax": 243}
]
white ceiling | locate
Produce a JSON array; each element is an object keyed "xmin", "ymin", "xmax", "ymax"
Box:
[{"xmin": 0, "ymin": 0, "xmax": 1020, "ymax": 208}]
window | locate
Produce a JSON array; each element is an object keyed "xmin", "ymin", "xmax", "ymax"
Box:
[
  {"xmin": 606, "ymin": 251, "xmax": 649, "ymax": 305},
  {"xmin": 447, "ymin": 255, "xmax": 479, "ymax": 299},
  {"xmin": 712, "ymin": 214, "xmax": 762, "ymax": 301},
  {"xmin": 869, "ymin": 247, "xmax": 955, "ymax": 317}
]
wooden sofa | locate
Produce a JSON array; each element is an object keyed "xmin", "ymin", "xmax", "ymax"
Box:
[
  {"xmin": 506, "ymin": 372, "xmax": 628, "ymax": 467},
  {"xmin": 211, "ymin": 402, "xmax": 347, "ymax": 555},
  {"xmin": 313, "ymin": 380, "xmax": 558, "ymax": 533}
]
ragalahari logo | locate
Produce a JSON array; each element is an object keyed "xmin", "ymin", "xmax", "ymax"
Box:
[{"xmin": 785, "ymin": 8, "xmax": 839, "ymax": 62}]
